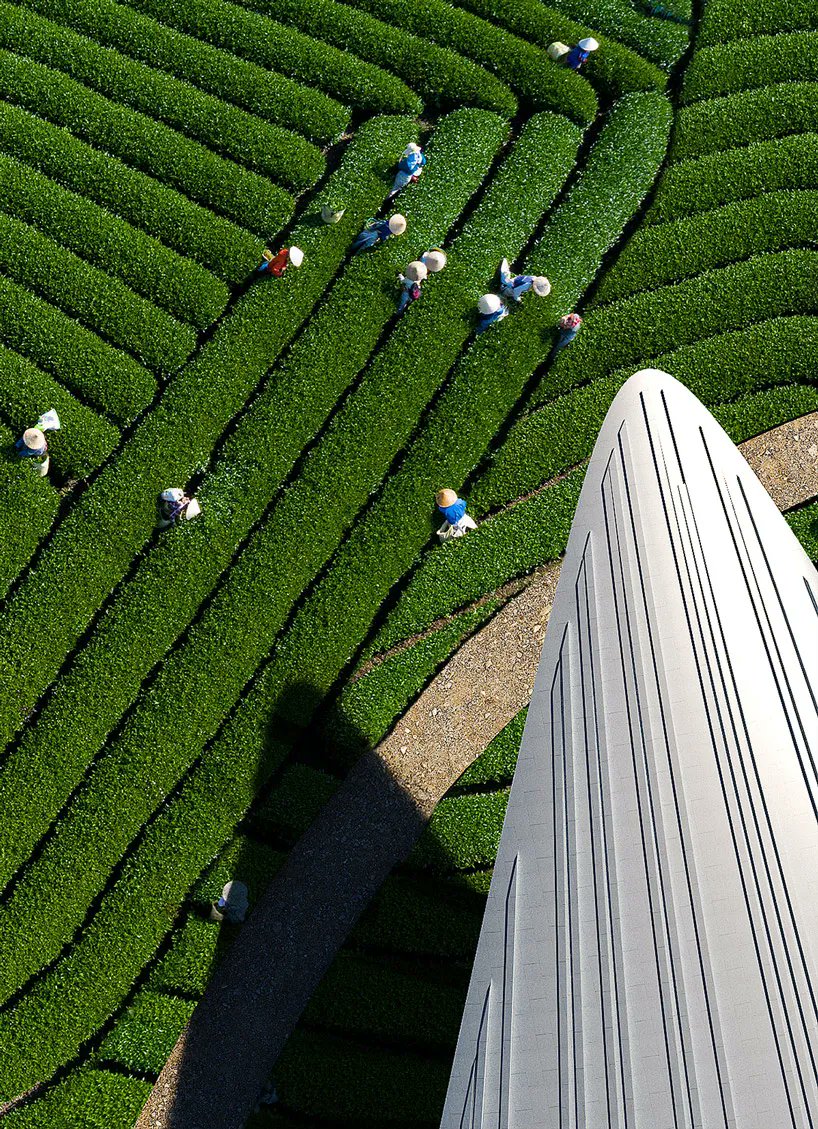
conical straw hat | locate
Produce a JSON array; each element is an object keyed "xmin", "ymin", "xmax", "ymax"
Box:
[{"xmin": 436, "ymin": 488, "xmax": 458, "ymax": 507}]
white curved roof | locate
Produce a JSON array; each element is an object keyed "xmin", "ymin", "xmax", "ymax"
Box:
[{"xmin": 440, "ymin": 370, "xmax": 818, "ymax": 1129}]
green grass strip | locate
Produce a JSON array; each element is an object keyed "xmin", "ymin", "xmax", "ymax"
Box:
[
  {"xmin": 325, "ymin": 0, "xmax": 597, "ymax": 120},
  {"xmin": 647, "ymin": 132, "xmax": 818, "ymax": 224},
  {"xmin": 0, "ymin": 115, "xmax": 414, "ymax": 753},
  {"xmin": 453, "ymin": 0, "xmax": 667, "ymax": 98},
  {"xmin": 0, "ymin": 45, "xmax": 291, "ymax": 235},
  {"xmin": 233, "ymin": 0, "xmax": 519, "ymax": 116},
  {"xmin": 2, "ymin": 0, "xmax": 324, "ymax": 192},
  {"xmin": 122, "ymin": 0, "xmax": 422, "ymax": 115},
  {"xmin": 593, "ymin": 190, "xmax": 818, "ymax": 305},
  {"xmin": 683, "ymin": 33, "xmax": 818, "ymax": 103},
  {"xmin": 0, "ymin": 153, "xmax": 228, "ymax": 329},
  {"xmin": 10, "ymin": 0, "xmax": 347, "ymax": 143},
  {"xmin": 0, "ymin": 275, "xmax": 156, "ymax": 423},
  {"xmin": 0, "ymin": 100, "xmax": 261, "ymax": 282},
  {"xmin": 0, "ymin": 114, "xmax": 498, "ymax": 984},
  {"xmin": 0, "ymin": 346, "xmax": 119, "ymax": 479},
  {"xmin": 671, "ymin": 83, "xmax": 818, "ymax": 163},
  {"xmin": 0, "ymin": 211, "xmax": 195, "ymax": 373}
]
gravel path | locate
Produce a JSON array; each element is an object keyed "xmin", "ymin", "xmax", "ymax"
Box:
[{"xmin": 134, "ymin": 416, "xmax": 816, "ymax": 1129}]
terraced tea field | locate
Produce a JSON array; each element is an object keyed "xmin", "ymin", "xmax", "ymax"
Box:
[{"xmin": 0, "ymin": 0, "xmax": 817, "ymax": 1124}]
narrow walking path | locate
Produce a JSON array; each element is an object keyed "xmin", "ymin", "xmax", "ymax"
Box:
[{"xmin": 136, "ymin": 414, "xmax": 817, "ymax": 1129}]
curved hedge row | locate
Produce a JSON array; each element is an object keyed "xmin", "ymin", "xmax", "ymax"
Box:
[
  {"xmin": 540, "ymin": 0, "xmax": 688, "ymax": 67},
  {"xmin": 0, "ymin": 155, "xmax": 228, "ymax": 330},
  {"xmin": 123, "ymin": 0, "xmax": 422, "ymax": 115},
  {"xmin": 548, "ymin": 250, "xmax": 818, "ymax": 391},
  {"xmin": 0, "ymin": 47, "xmax": 292, "ymax": 235},
  {"xmin": 303, "ymin": 0, "xmax": 597, "ymax": 120},
  {"xmin": 267, "ymin": 93, "xmax": 671, "ymax": 713},
  {"xmin": 0, "ymin": 114, "xmax": 415, "ymax": 755},
  {"xmin": 683, "ymin": 33, "xmax": 818, "ymax": 102},
  {"xmin": 12, "ymin": 0, "xmax": 348, "ymax": 143},
  {"xmin": 0, "ymin": 1070, "xmax": 149, "ymax": 1129},
  {"xmin": 671, "ymin": 82, "xmax": 818, "ymax": 162},
  {"xmin": 0, "ymin": 101, "xmax": 262, "ymax": 282},
  {"xmin": 0, "ymin": 212, "xmax": 194, "ymax": 375},
  {"xmin": 0, "ymin": 276, "xmax": 156, "ymax": 423},
  {"xmin": 0, "ymin": 2, "xmax": 324, "ymax": 192},
  {"xmin": 648, "ymin": 132, "xmax": 818, "ymax": 223},
  {"xmin": 454, "ymin": 0, "xmax": 667, "ymax": 99},
  {"xmin": 593, "ymin": 190, "xmax": 818, "ymax": 304},
  {"xmin": 0, "ymin": 346, "xmax": 119, "ymax": 479},
  {"xmin": 698, "ymin": 0, "xmax": 818, "ymax": 46},
  {"xmin": 712, "ymin": 384, "xmax": 818, "ymax": 443},
  {"xmin": 0, "ymin": 424, "xmax": 61, "ymax": 602},
  {"xmin": 237, "ymin": 0, "xmax": 519, "ymax": 117},
  {"xmin": 0, "ymin": 111, "xmax": 508, "ymax": 990}
]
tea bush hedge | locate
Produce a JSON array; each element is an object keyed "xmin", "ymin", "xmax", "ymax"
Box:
[
  {"xmin": 698, "ymin": 0, "xmax": 818, "ymax": 46},
  {"xmin": 683, "ymin": 33, "xmax": 818, "ymax": 102},
  {"xmin": 671, "ymin": 83, "xmax": 818, "ymax": 162}
]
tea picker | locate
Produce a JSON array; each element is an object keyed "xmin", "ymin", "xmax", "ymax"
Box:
[
  {"xmin": 352, "ymin": 213, "xmax": 406, "ymax": 253},
  {"xmin": 436, "ymin": 488, "xmax": 477, "ymax": 541},
  {"xmin": 498, "ymin": 258, "xmax": 552, "ymax": 304},
  {"xmin": 320, "ymin": 203, "xmax": 345, "ymax": 224},
  {"xmin": 566, "ymin": 37, "xmax": 599, "ymax": 70},
  {"xmin": 476, "ymin": 293, "xmax": 508, "ymax": 334},
  {"xmin": 387, "ymin": 142, "xmax": 426, "ymax": 200},
  {"xmin": 397, "ymin": 260, "xmax": 427, "ymax": 314},
  {"xmin": 421, "ymin": 248, "xmax": 447, "ymax": 274},
  {"xmin": 209, "ymin": 880, "xmax": 249, "ymax": 924},
  {"xmin": 256, "ymin": 245, "xmax": 305, "ymax": 276},
  {"xmin": 157, "ymin": 487, "xmax": 202, "ymax": 530},
  {"xmin": 556, "ymin": 312, "xmax": 583, "ymax": 350},
  {"xmin": 14, "ymin": 408, "xmax": 61, "ymax": 477}
]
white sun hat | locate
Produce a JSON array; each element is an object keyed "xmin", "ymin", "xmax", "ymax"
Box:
[
  {"xmin": 532, "ymin": 276, "xmax": 552, "ymax": 297},
  {"xmin": 422, "ymin": 248, "xmax": 447, "ymax": 273},
  {"xmin": 578, "ymin": 37, "xmax": 599, "ymax": 51},
  {"xmin": 388, "ymin": 214, "xmax": 407, "ymax": 235},
  {"xmin": 403, "ymin": 142, "xmax": 422, "ymax": 156},
  {"xmin": 478, "ymin": 294, "xmax": 503, "ymax": 316},
  {"xmin": 184, "ymin": 498, "xmax": 202, "ymax": 520},
  {"xmin": 404, "ymin": 260, "xmax": 428, "ymax": 282},
  {"xmin": 288, "ymin": 246, "xmax": 304, "ymax": 267},
  {"xmin": 23, "ymin": 427, "xmax": 46, "ymax": 450},
  {"xmin": 160, "ymin": 487, "xmax": 185, "ymax": 503}
]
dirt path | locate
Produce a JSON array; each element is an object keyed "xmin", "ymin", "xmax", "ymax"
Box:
[{"xmin": 135, "ymin": 416, "xmax": 816, "ymax": 1129}]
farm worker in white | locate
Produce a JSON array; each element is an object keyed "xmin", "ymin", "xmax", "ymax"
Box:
[
  {"xmin": 436, "ymin": 488, "xmax": 477, "ymax": 541},
  {"xmin": 320, "ymin": 203, "xmax": 345, "ymax": 224},
  {"xmin": 498, "ymin": 258, "xmax": 551, "ymax": 303},
  {"xmin": 352, "ymin": 213, "xmax": 406, "ymax": 253},
  {"xmin": 157, "ymin": 487, "xmax": 201, "ymax": 530},
  {"xmin": 14, "ymin": 408, "xmax": 61, "ymax": 477},
  {"xmin": 209, "ymin": 880, "xmax": 249, "ymax": 924},
  {"xmin": 476, "ymin": 293, "xmax": 508, "ymax": 333},
  {"xmin": 387, "ymin": 142, "xmax": 426, "ymax": 200},
  {"xmin": 397, "ymin": 260, "xmax": 427, "ymax": 314}
]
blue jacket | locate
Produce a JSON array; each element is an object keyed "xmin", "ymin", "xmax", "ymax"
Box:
[
  {"xmin": 15, "ymin": 436, "xmax": 47, "ymax": 458},
  {"xmin": 438, "ymin": 498, "xmax": 467, "ymax": 524},
  {"xmin": 566, "ymin": 45, "xmax": 590, "ymax": 69}
]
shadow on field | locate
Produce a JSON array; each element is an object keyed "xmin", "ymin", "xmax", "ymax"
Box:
[{"xmin": 134, "ymin": 679, "xmax": 437, "ymax": 1129}]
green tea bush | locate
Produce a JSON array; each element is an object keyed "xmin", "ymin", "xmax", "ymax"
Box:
[
  {"xmin": 0, "ymin": 211, "xmax": 194, "ymax": 375},
  {"xmin": 97, "ymin": 991, "xmax": 194, "ymax": 1076},
  {"xmin": 683, "ymin": 33, "xmax": 818, "ymax": 102},
  {"xmin": 648, "ymin": 133, "xmax": 818, "ymax": 224},
  {"xmin": 0, "ymin": 2, "xmax": 324, "ymax": 191},
  {"xmin": 453, "ymin": 708, "xmax": 527, "ymax": 787},
  {"xmin": 308, "ymin": 0, "xmax": 597, "ymax": 120},
  {"xmin": 410, "ymin": 789, "xmax": 510, "ymax": 871},
  {"xmin": 0, "ymin": 1070, "xmax": 150, "ymax": 1129},
  {"xmin": 0, "ymin": 47, "xmax": 292, "ymax": 234},
  {"xmin": 712, "ymin": 385, "xmax": 818, "ymax": 443},
  {"xmin": 454, "ymin": 0, "xmax": 667, "ymax": 98},
  {"xmin": 241, "ymin": 0, "xmax": 520, "ymax": 115},
  {"xmin": 250, "ymin": 764, "xmax": 339, "ymax": 841},
  {"xmin": 12, "ymin": 0, "xmax": 348, "ymax": 142},
  {"xmin": 351, "ymin": 872, "xmax": 484, "ymax": 958},
  {"xmin": 0, "ymin": 275, "xmax": 156, "ymax": 423},
  {"xmin": 0, "ymin": 424, "xmax": 60, "ymax": 600},
  {"xmin": 537, "ymin": 0, "xmax": 688, "ymax": 67},
  {"xmin": 0, "ymin": 346, "xmax": 119, "ymax": 478},
  {"xmin": 548, "ymin": 250, "xmax": 818, "ymax": 391},
  {"xmin": 671, "ymin": 83, "xmax": 818, "ymax": 162},
  {"xmin": 698, "ymin": 0, "xmax": 818, "ymax": 46},
  {"xmin": 123, "ymin": 0, "xmax": 422, "ymax": 115},
  {"xmin": 787, "ymin": 502, "xmax": 818, "ymax": 561},
  {"xmin": 593, "ymin": 191, "xmax": 818, "ymax": 304},
  {"xmin": 0, "ymin": 155, "xmax": 228, "ymax": 329},
  {"xmin": 0, "ymin": 101, "xmax": 262, "ymax": 281},
  {"xmin": 0, "ymin": 115, "xmax": 415, "ymax": 756}
]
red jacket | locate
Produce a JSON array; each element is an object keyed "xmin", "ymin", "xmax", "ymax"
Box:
[{"xmin": 268, "ymin": 248, "xmax": 290, "ymax": 277}]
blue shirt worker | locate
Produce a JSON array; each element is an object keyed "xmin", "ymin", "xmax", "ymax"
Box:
[
  {"xmin": 397, "ymin": 260, "xmax": 427, "ymax": 313},
  {"xmin": 565, "ymin": 36, "xmax": 598, "ymax": 70},
  {"xmin": 436, "ymin": 488, "xmax": 478, "ymax": 541},
  {"xmin": 387, "ymin": 143, "xmax": 426, "ymax": 200},
  {"xmin": 15, "ymin": 427, "xmax": 50, "ymax": 476},
  {"xmin": 352, "ymin": 213, "xmax": 406, "ymax": 254},
  {"xmin": 557, "ymin": 312, "xmax": 583, "ymax": 350},
  {"xmin": 498, "ymin": 258, "xmax": 552, "ymax": 303},
  {"xmin": 476, "ymin": 293, "xmax": 508, "ymax": 334}
]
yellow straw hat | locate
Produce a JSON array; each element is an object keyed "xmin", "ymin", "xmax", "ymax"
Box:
[{"xmin": 436, "ymin": 488, "xmax": 458, "ymax": 508}]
